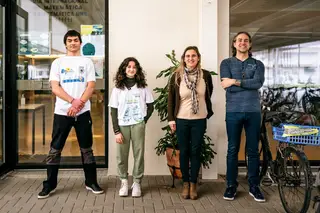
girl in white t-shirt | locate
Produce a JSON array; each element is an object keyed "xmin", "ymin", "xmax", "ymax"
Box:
[{"xmin": 108, "ymin": 57, "xmax": 154, "ymax": 197}]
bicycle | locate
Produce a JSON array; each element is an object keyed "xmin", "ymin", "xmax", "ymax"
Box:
[
  {"xmin": 245, "ymin": 86, "xmax": 318, "ymax": 173},
  {"xmin": 300, "ymin": 87, "xmax": 320, "ymax": 122},
  {"xmin": 260, "ymin": 87, "xmax": 300, "ymax": 112},
  {"xmin": 244, "ymin": 103, "xmax": 318, "ymax": 213},
  {"xmin": 244, "ymin": 99, "xmax": 317, "ymax": 182},
  {"xmin": 271, "ymin": 124, "xmax": 320, "ymax": 213}
]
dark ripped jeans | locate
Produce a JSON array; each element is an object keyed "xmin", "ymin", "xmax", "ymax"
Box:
[{"xmin": 43, "ymin": 111, "xmax": 98, "ymax": 190}]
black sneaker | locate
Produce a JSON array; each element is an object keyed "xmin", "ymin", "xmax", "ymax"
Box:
[
  {"xmin": 223, "ymin": 186, "xmax": 237, "ymax": 201},
  {"xmin": 85, "ymin": 183, "xmax": 104, "ymax": 194},
  {"xmin": 37, "ymin": 187, "xmax": 56, "ymax": 199},
  {"xmin": 249, "ymin": 186, "xmax": 266, "ymax": 202}
]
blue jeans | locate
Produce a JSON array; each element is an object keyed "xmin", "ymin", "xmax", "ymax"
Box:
[
  {"xmin": 226, "ymin": 112, "xmax": 261, "ymax": 187},
  {"xmin": 176, "ymin": 118, "xmax": 206, "ymax": 183}
]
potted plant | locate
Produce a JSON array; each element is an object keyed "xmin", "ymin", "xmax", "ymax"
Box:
[{"xmin": 154, "ymin": 50, "xmax": 218, "ymax": 187}]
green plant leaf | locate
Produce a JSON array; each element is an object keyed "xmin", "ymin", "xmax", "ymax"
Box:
[{"xmin": 209, "ymin": 71, "xmax": 218, "ymax": 76}]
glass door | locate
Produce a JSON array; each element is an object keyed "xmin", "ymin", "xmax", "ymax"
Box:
[
  {"xmin": 16, "ymin": 0, "xmax": 107, "ymax": 166},
  {"xmin": 0, "ymin": 5, "xmax": 4, "ymax": 166}
]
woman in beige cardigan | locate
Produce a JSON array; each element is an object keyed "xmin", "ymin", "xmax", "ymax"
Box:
[{"xmin": 167, "ymin": 46, "xmax": 213, "ymax": 200}]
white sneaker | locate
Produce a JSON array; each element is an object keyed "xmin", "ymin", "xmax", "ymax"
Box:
[
  {"xmin": 119, "ymin": 179, "xmax": 128, "ymax": 197},
  {"xmin": 131, "ymin": 182, "xmax": 141, "ymax": 197}
]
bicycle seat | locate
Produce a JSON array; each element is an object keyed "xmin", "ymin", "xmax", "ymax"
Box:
[
  {"xmin": 265, "ymin": 111, "xmax": 287, "ymax": 126},
  {"xmin": 295, "ymin": 113, "xmax": 318, "ymax": 126},
  {"xmin": 265, "ymin": 111, "xmax": 282, "ymax": 121},
  {"xmin": 266, "ymin": 111, "xmax": 317, "ymax": 126}
]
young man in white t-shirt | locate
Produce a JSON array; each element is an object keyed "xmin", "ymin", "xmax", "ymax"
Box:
[{"xmin": 38, "ymin": 30, "xmax": 103, "ymax": 199}]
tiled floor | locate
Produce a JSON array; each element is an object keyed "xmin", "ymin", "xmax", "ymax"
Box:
[{"xmin": 0, "ymin": 170, "xmax": 318, "ymax": 213}]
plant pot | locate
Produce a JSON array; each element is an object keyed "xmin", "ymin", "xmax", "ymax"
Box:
[
  {"xmin": 165, "ymin": 147, "xmax": 203, "ymax": 187},
  {"xmin": 165, "ymin": 147, "xmax": 182, "ymax": 179}
]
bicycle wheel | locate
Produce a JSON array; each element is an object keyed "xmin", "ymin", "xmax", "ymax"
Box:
[
  {"xmin": 277, "ymin": 146, "xmax": 312, "ymax": 213},
  {"xmin": 314, "ymin": 196, "xmax": 320, "ymax": 213}
]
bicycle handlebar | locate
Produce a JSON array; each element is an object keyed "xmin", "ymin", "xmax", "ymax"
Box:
[{"xmin": 261, "ymin": 101, "xmax": 294, "ymax": 112}]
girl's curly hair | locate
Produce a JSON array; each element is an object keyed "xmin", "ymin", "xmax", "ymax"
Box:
[{"xmin": 114, "ymin": 57, "xmax": 147, "ymax": 89}]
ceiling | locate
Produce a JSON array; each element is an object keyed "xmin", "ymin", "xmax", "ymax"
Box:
[
  {"xmin": 23, "ymin": 0, "xmax": 320, "ymax": 51},
  {"xmin": 230, "ymin": 0, "xmax": 320, "ymax": 51}
]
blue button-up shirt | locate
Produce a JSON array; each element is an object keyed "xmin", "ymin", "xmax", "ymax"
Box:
[{"xmin": 220, "ymin": 57, "xmax": 265, "ymax": 112}]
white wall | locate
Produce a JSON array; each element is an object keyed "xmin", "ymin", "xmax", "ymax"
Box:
[
  {"xmin": 199, "ymin": 0, "xmax": 218, "ymax": 179},
  {"xmin": 108, "ymin": 0, "xmax": 230, "ymax": 178},
  {"xmin": 217, "ymin": 0, "xmax": 229, "ymax": 175}
]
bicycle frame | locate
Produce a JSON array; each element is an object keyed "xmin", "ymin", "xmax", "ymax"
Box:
[
  {"xmin": 258, "ymin": 108, "xmax": 286, "ymax": 184},
  {"xmin": 258, "ymin": 107, "xmax": 311, "ymax": 184}
]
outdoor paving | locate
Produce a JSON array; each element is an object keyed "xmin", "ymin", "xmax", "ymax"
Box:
[{"xmin": 0, "ymin": 170, "xmax": 317, "ymax": 213}]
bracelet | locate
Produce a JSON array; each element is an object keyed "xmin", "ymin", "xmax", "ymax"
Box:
[{"xmin": 70, "ymin": 98, "xmax": 74, "ymax": 104}]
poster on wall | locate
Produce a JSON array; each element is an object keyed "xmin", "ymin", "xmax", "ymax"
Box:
[
  {"xmin": 81, "ymin": 25, "xmax": 103, "ymax": 35},
  {"xmin": 80, "ymin": 25, "xmax": 105, "ymax": 56},
  {"xmin": 18, "ymin": 32, "xmax": 50, "ymax": 55},
  {"xmin": 91, "ymin": 57, "xmax": 104, "ymax": 79}
]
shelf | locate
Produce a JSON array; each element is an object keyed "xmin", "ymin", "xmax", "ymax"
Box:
[
  {"xmin": 24, "ymin": 54, "xmax": 64, "ymax": 59},
  {"xmin": 17, "ymin": 79, "xmax": 106, "ymax": 90},
  {"xmin": 20, "ymin": 55, "xmax": 105, "ymax": 59}
]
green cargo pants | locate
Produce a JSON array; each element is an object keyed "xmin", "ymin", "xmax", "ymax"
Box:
[{"xmin": 117, "ymin": 121, "xmax": 146, "ymax": 183}]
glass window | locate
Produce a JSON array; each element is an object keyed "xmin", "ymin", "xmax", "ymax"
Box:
[{"xmin": 16, "ymin": 0, "xmax": 106, "ymax": 165}]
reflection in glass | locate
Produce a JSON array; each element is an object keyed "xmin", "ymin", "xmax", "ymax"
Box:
[{"xmin": 17, "ymin": 0, "xmax": 106, "ymax": 164}]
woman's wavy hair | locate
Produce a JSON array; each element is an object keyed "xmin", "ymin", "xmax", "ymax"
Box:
[
  {"xmin": 174, "ymin": 46, "xmax": 201, "ymax": 83},
  {"xmin": 231, "ymin": 31, "xmax": 252, "ymax": 57},
  {"xmin": 114, "ymin": 57, "xmax": 147, "ymax": 89}
]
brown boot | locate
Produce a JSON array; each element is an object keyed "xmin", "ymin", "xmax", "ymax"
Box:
[
  {"xmin": 181, "ymin": 182, "xmax": 190, "ymax": 199},
  {"xmin": 190, "ymin": 183, "xmax": 198, "ymax": 200}
]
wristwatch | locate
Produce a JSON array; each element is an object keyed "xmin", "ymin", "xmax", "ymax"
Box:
[{"xmin": 235, "ymin": 79, "xmax": 241, "ymax": 86}]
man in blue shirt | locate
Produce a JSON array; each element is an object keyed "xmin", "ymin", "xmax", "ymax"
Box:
[{"xmin": 220, "ymin": 32, "xmax": 265, "ymax": 202}]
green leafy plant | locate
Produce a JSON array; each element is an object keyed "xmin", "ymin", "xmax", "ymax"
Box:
[{"xmin": 154, "ymin": 50, "xmax": 218, "ymax": 169}]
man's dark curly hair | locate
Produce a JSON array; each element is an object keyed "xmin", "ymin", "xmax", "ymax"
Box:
[{"xmin": 114, "ymin": 57, "xmax": 147, "ymax": 89}]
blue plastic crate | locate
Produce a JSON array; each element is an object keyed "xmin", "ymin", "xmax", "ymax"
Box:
[{"xmin": 272, "ymin": 124, "xmax": 320, "ymax": 146}]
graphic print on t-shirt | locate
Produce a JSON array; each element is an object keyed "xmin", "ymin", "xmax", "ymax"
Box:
[
  {"xmin": 61, "ymin": 66, "xmax": 85, "ymax": 83},
  {"xmin": 122, "ymin": 92, "xmax": 143, "ymax": 124},
  {"xmin": 79, "ymin": 66, "xmax": 85, "ymax": 74}
]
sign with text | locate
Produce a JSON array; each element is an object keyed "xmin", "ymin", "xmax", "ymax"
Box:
[
  {"xmin": 81, "ymin": 25, "xmax": 103, "ymax": 36},
  {"xmin": 32, "ymin": 0, "xmax": 89, "ymax": 23}
]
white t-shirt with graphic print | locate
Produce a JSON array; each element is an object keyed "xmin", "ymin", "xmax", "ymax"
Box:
[
  {"xmin": 108, "ymin": 85, "xmax": 154, "ymax": 126},
  {"xmin": 49, "ymin": 56, "xmax": 96, "ymax": 116}
]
